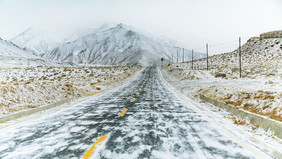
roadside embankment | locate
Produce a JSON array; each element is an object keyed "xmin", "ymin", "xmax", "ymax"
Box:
[
  {"xmin": 160, "ymin": 66, "xmax": 282, "ymax": 139},
  {"xmin": 200, "ymin": 94, "xmax": 282, "ymax": 139}
]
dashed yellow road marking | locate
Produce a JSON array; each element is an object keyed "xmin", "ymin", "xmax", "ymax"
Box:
[
  {"xmin": 82, "ymin": 135, "xmax": 107, "ymax": 159},
  {"xmin": 119, "ymin": 108, "xmax": 128, "ymax": 117},
  {"xmin": 82, "ymin": 75, "xmax": 149, "ymax": 159}
]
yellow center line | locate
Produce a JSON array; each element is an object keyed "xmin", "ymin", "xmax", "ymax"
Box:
[
  {"xmin": 136, "ymin": 92, "xmax": 140, "ymax": 95},
  {"xmin": 119, "ymin": 108, "xmax": 128, "ymax": 117},
  {"xmin": 131, "ymin": 98, "xmax": 136, "ymax": 102},
  {"xmin": 82, "ymin": 135, "xmax": 108, "ymax": 159}
]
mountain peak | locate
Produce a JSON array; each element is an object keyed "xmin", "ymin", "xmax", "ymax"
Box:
[
  {"xmin": 112, "ymin": 23, "xmax": 132, "ymax": 31},
  {"xmin": 116, "ymin": 23, "xmax": 125, "ymax": 29}
]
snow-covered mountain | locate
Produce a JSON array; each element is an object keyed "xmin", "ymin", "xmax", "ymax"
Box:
[
  {"xmin": 10, "ymin": 27, "xmax": 61, "ymax": 56},
  {"xmin": 43, "ymin": 23, "xmax": 205, "ymax": 66},
  {"xmin": 10, "ymin": 23, "xmax": 117, "ymax": 56},
  {"xmin": 0, "ymin": 37, "xmax": 72, "ymax": 67}
]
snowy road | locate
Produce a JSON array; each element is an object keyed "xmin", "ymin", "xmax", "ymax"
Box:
[{"xmin": 0, "ymin": 67, "xmax": 269, "ymax": 158}]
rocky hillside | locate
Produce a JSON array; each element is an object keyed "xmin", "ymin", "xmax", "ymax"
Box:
[
  {"xmin": 170, "ymin": 32, "xmax": 282, "ymax": 79},
  {"xmin": 163, "ymin": 30, "xmax": 282, "ymax": 122}
]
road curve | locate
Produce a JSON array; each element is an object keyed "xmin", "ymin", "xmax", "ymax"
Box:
[{"xmin": 0, "ymin": 67, "xmax": 267, "ymax": 159}]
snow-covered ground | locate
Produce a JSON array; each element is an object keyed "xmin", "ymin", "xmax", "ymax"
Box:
[
  {"xmin": 161, "ymin": 35, "xmax": 282, "ymax": 122},
  {"xmin": 0, "ymin": 66, "xmax": 142, "ymax": 117},
  {"xmin": 159, "ymin": 67, "xmax": 282, "ymax": 158}
]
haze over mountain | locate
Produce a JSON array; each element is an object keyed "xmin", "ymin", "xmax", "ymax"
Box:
[
  {"xmin": 10, "ymin": 28, "xmax": 62, "ymax": 56},
  {"xmin": 0, "ymin": 37, "xmax": 51, "ymax": 67},
  {"xmin": 0, "ymin": 37, "xmax": 74, "ymax": 67},
  {"xmin": 10, "ymin": 22, "xmax": 118, "ymax": 56},
  {"xmin": 42, "ymin": 23, "xmax": 205, "ymax": 66}
]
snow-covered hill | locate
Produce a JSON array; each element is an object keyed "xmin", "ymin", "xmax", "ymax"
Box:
[
  {"xmin": 172, "ymin": 35, "xmax": 282, "ymax": 79},
  {"xmin": 10, "ymin": 23, "xmax": 117, "ymax": 56},
  {"xmin": 10, "ymin": 27, "xmax": 61, "ymax": 56},
  {"xmin": 0, "ymin": 37, "xmax": 71, "ymax": 67},
  {"xmin": 43, "ymin": 23, "xmax": 205, "ymax": 66},
  {"xmin": 162, "ymin": 31, "xmax": 282, "ymax": 122}
]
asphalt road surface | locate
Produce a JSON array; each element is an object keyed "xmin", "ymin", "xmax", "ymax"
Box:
[{"xmin": 0, "ymin": 67, "xmax": 267, "ymax": 159}]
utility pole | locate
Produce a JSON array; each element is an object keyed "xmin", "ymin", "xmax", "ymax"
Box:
[
  {"xmin": 206, "ymin": 43, "xmax": 209, "ymax": 70},
  {"xmin": 239, "ymin": 37, "xmax": 242, "ymax": 78},
  {"xmin": 192, "ymin": 49, "xmax": 194, "ymax": 69},
  {"xmin": 183, "ymin": 48, "xmax": 184, "ymax": 63},
  {"xmin": 177, "ymin": 47, "xmax": 179, "ymax": 63},
  {"xmin": 172, "ymin": 54, "xmax": 174, "ymax": 63}
]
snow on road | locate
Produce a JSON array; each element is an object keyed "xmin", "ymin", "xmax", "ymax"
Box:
[{"xmin": 0, "ymin": 67, "xmax": 270, "ymax": 158}]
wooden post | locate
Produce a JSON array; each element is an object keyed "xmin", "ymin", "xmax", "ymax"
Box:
[
  {"xmin": 183, "ymin": 48, "xmax": 184, "ymax": 63},
  {"xmin": 192, "ymin": 49, "xmax": 194, "ymax": 69},
  {"xmin": 177, "ymin": 47, "xmax": 179, "ymax": 63},
  {"xmin": 206, "ymin": 43, "xmax": 209, "ymax": 70},
  {"xmin": 239, "ymin": 37, "xmax": 242, "ymax": 78}
]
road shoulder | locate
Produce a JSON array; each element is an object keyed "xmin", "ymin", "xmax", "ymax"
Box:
[{"xmin": 158, "ymin": 67, "xmax": 282, "ymax": 159}]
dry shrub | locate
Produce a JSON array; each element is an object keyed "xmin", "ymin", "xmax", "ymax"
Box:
[
  {"xmin": 242, "ymin": 93, "xmax": 251, "ymax": 100},
  {"xmin": 226, "ymin": 100, "xmax": 242, "ymax": 107},
  {"xmin": 223, "ymin": 94, "xmax": 232, "ymax": 100},
  {"xmin": 90, "ymin": 82, "xmax": 96, "ymax": 86},
  {"xmin": 233, "ymin": 118, "xmax": 246, "ymax": 125},
  {"xmin": 243, "ymin": 103, "xmax": 254, "ymax": 108},
  {"xmin": 265, "ymin": 108, "xmax": 282, "ymax": 121},
  {"xmin": 1, "ymin": 81, "xmax": 7, "ymax": 84},
  {"xmin": 231, "ymin": 68, "xmax": 239, "ymax": 73},
  {"xmin": 27, "ymin": 105, "xmax": 38, "ymax": 108},
  {"xmin": 228, "ymin": 116, "xmax": 247, "ymax": 125},
  {"xmin": 254, "ymin": 93, "xmax": 263, "ymax": 99},
  {"xmin": 263, "ymin": 95, "xmax": 275, "ymax": 100},
  {"xmin": 262, "ymin": 105, "xmax": 270, "ymax": 109},
  {"xmin": 65, "ymin": 83, "xmax": 73, "ymax": 88}
]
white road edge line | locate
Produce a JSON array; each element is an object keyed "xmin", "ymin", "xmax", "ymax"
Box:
[{"xmin": 157, "ymin": 67, "xmax": 271, "ymax": 159}]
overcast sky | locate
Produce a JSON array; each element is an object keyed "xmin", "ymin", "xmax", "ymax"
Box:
[{"xmin": 0, "ymin": 0, "xmax": 282, "ymax": 54}]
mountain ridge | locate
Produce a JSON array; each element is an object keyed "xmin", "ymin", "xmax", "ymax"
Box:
[{"xmin": 43, "ymin": 23, "xmax": 205, "ymax": 66}]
